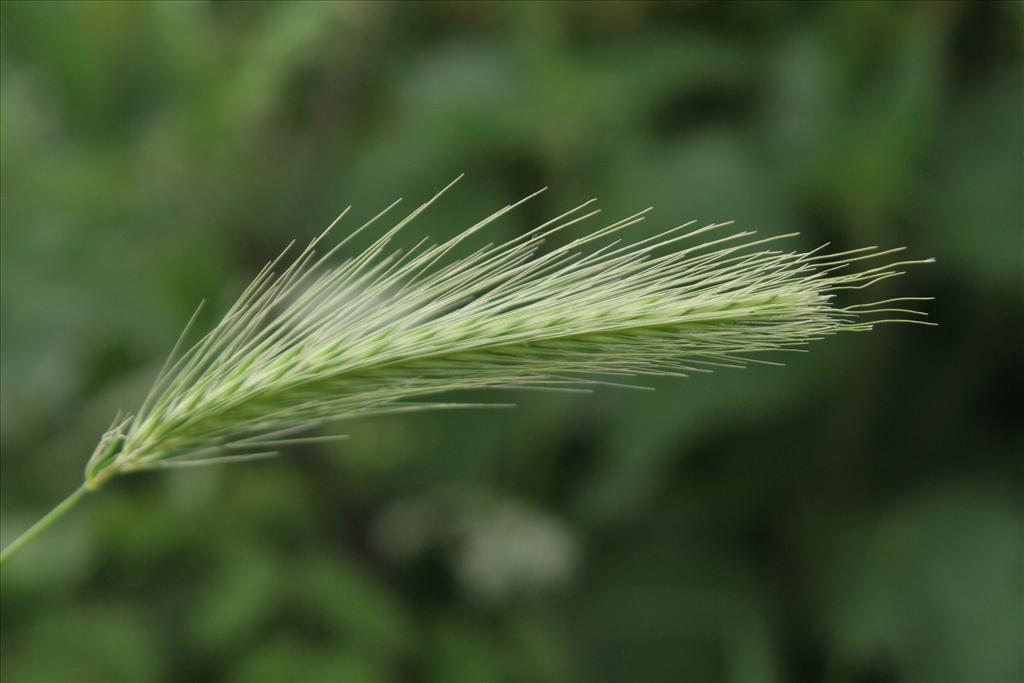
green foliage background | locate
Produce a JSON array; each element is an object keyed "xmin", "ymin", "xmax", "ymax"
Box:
[{"xmin": 1, "ymin": 2, "xmax": 1021, "ymax": 682}]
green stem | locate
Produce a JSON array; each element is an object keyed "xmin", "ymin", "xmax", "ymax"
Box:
[{"xmin": 0, "ymin": 484, "xmax": 91, "ymax": 567}]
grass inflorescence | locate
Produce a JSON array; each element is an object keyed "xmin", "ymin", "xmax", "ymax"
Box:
[{"xmin": 1, "ymin": 178, "xmax": 933, "ymax": 565}]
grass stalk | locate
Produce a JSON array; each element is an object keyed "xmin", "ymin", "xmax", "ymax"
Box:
[{"xmin": 0, "ymin": 484, "xmax": 91, "ymax": 566}]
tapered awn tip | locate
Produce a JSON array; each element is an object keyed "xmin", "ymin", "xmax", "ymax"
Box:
[{"xmin": 324, "ymin": 206, "xmax": 352, "ymax": 233}]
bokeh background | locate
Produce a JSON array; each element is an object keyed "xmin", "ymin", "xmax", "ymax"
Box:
[{"xmin": 1, "ymin": 2, "xmax": 1021, "ymax": 682}]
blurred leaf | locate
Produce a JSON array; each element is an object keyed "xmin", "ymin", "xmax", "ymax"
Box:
[
  {"xmin": 296, "ymin": 553, "xmax": 416, "ymax": 657},
  {"xmin": 825, "ymin": 486, "xmax": 1024, "ymax": 682},
  {"xmin": 229, "ymin": 636, "xmax": 382, "ymax": 683},
  {"xmin": 188, "ymin": 541, "xmax": 281, "ymax": 651},
  {"xmin": 430, "ymin": 617, "xmax": 501, "ymax": 683},
  {"xmin": 920, "ymin": 76, "xmax": 1023, "ymax": 287},
  {"xmin": 2, "ymin": 606, "xmax": 160, "ymax": 683}
]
